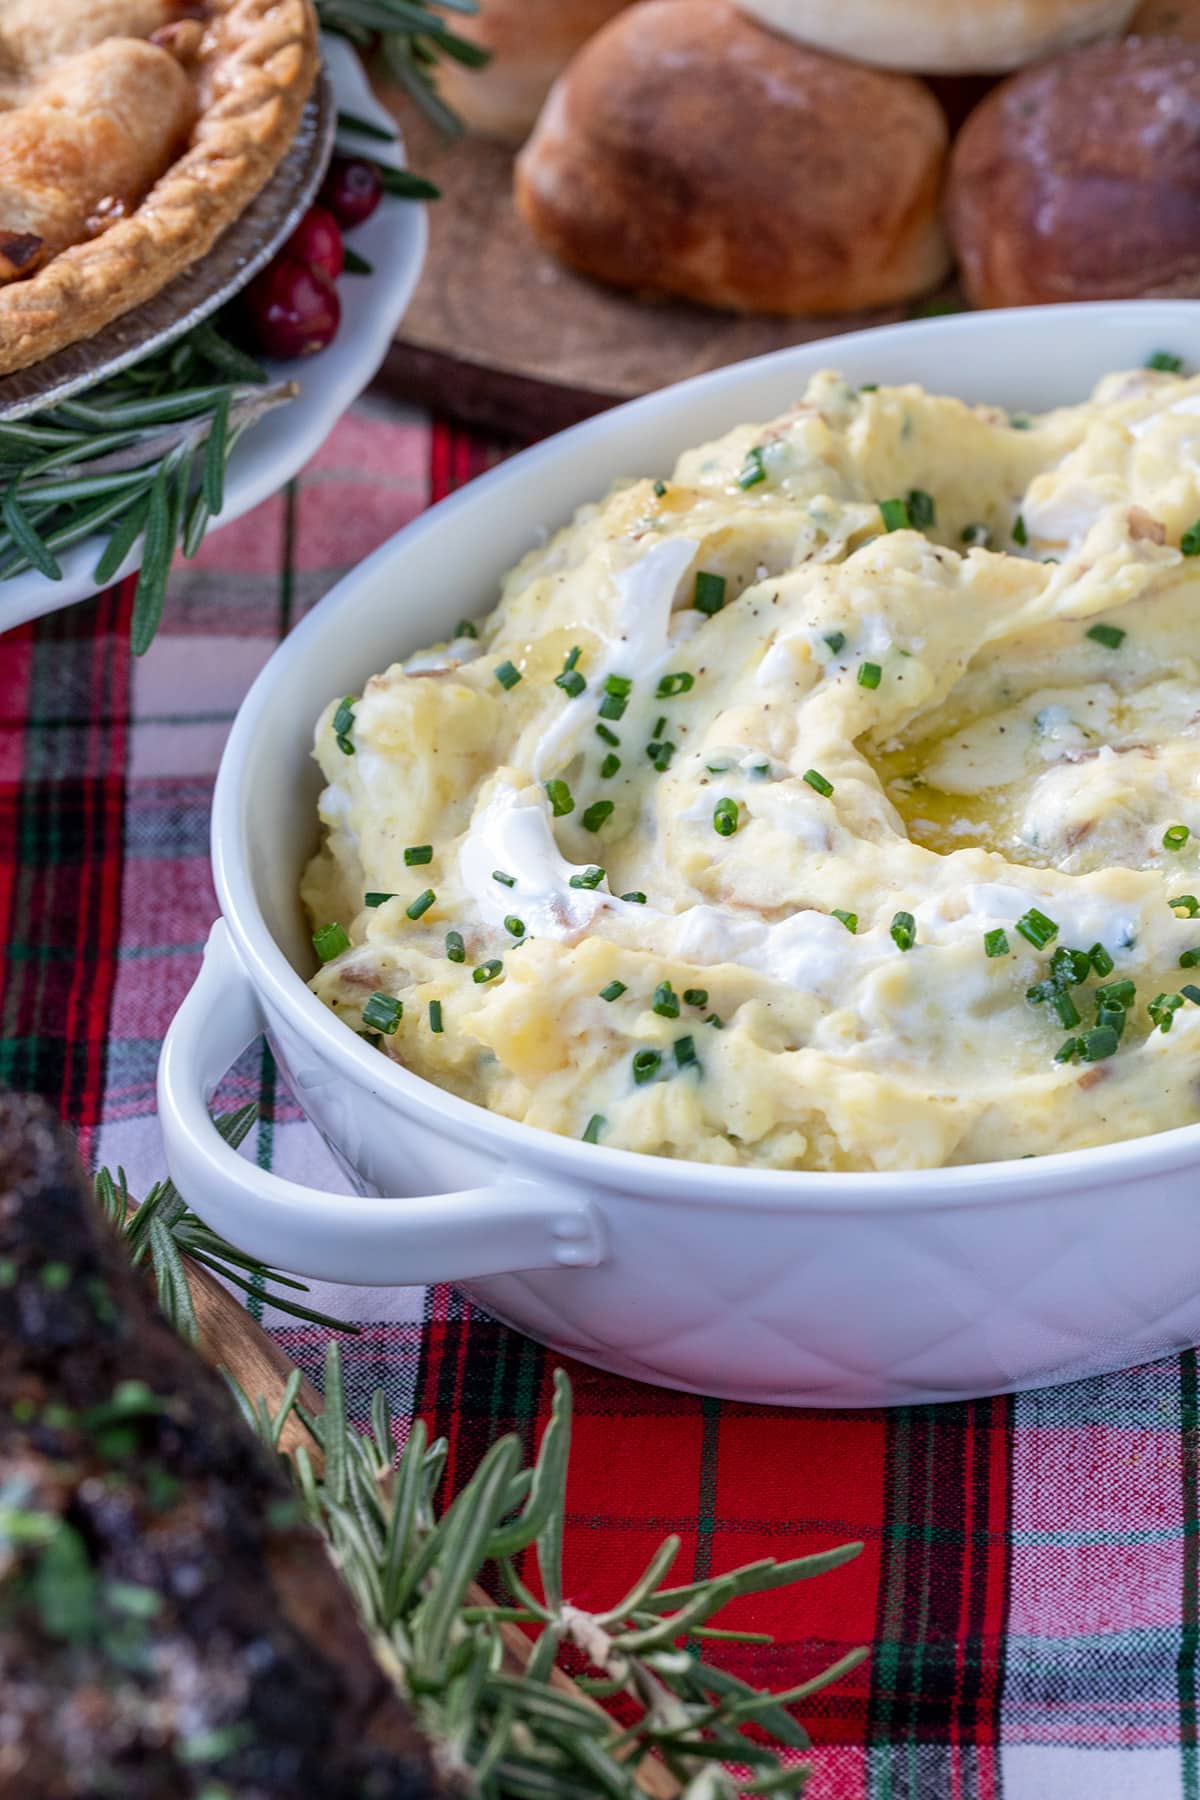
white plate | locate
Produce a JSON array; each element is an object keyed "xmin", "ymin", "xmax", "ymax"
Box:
[{"xmin": 0, "ymin": 35, "xmax": 427, "ymax": 636}]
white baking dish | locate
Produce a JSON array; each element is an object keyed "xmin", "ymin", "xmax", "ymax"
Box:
[{"xmin": 159, "ymin": 300, "xmax": 1200, "ymax": 1407}]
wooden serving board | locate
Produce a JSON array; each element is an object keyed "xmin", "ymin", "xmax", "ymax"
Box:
[{"xmin": 377, "ymin": 92, "xmax": 965, "ymax": 439}]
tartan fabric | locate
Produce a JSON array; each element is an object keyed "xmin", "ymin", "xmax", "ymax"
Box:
[{"xmin": 2, "ymin": 398, "xmax": 1200, "ymax": 1798}]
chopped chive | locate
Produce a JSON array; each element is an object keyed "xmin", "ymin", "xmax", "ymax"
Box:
[
  {"xmin": 1147, "ymin": 350, "xmax": 1185, "ymax": 372},
  {"xmin": 1184, "ymin": 985, "xmax": 1200, "ymax": 1006},
  {"xmin": 429, "ymin": 1000, "xmax": 444, "ymax": 1033},
  {"xmin": 1026, "ymin": 979, "xmax": 1055, "ymax": 1006},
  {"xmin": 504, "ymin": 915, "xmax": 525, "ymax": 938},
  {"xmin": 684, "ymin": 987, "xmax": 709, "ymax": 1007},
  {"xmin": 653, "ymin": 981, "xmax": 680, "ymax": 1019},
  {"xmin": 674, "ymin": 1034, "xmax": 699, "ymax": 1069},
  {"xmin": 365, "ymin": 892, "xmax": 396, "ymax": 908},
  {"xmin": 555, "ymin": 647, "xmax": 585, "ymax": 697},
  {"xmin": 657, "ymin": 671, "xmax": 695, "ymax": 697},
  {"xmin": 582, "ymin": 1113, "xmax": 606, "ymax": 1142},
  {"xmin": 312, "ymin": 922, "xmax": 350, "ymax": 962},
  {"xmin": 713, "ymin": 797, "xmax": 739, "ymax": 836},
  {"xmin": 1089, "ymin": 941, "xmax": 1115, "ymax": 974},
  {"xmin": 473, "ymin": 960, "xmax": 503, "ymax": 984},
  {"xmin": 455, "ymin": 618, "xmax": 478, "ymax": 638},
  {"xmin": 803, "ymin": 768, "xmax": 834, "ymax": 797},
  {"xmin": 445, "ymin": 930, "xmax": 465, "ymax": 963},
  {"xmin": 596, "ymin": 722, "xmax": 620, "ymax": 746},
  {"xmin": 984, "ymin": 928, "xmax": 1009, "ymax": 957},
  {"xmin": 598, "ymin": 693, "xmax": 628, "ymax": 721},
  {"xmin": 332, "ymin": 696, "xmax": 356, "ymax": 756},
  {"xmin": 362, "ymin": 992, "xmax": 402, "ymax": 1035},
  {"xmin": 1080, "ymin": 1024, "xmax": 1119, "ymax": 1061},
  {"xmin": 632, "ymin": 1048, "xmax": 662, "ymax": 1085},
  {"xmin": 545, "ymin": 779, "xmax": 574, "ymax": 817},
  {"xmin": 737, "ymin": 446, "xmax": 768, "ymax": 489},
  {"xmin": 653, "ymin": 479, "xmax": 667, "ymax": 498},
  {"xmin": 1096, "ymin": 978, "xmax": 1136, "ymax": 1009},
  {"xmin": 605, "ymin": 674, "xmax": 632, "ymax": 698},
  {"xmin": 1164, "ymin": 824, "xmax": 1190, "ymax": 850},
  {"xmin": 1086, "ymin": 622, "xmax": 1125, "ymax": 649},
  {"xmin": 1149, "ymin": 991, "xmax": 1185, "ymax": 1033},
  {"xmin": 493, "ymin": 870, "xmax": 515, "ymax": 887},
  {"xmin": 582, "ymin": 800, "xmax": 614, "ymax": 831},
  {"xmin": 1053, "ymin": 989, "xmax": 1081, "ymax": 1029},
  {"xmin": 1012, "ymin": 514, "xmax": 1028, "ymax": 546},
  {"xmin": 621, "ymin": 891, "xmax": 647, "ymax": 904},
  {"xmin": 600, "ymin": 752, "xmax": 621, "ymax": 778},
  {"xmin": 1170, "ymin": 894, "xmax": 1200, "ymax": 916},
  {"xmin": 694, "ymin": 571, "xmax": 727, "ymax": 615},
  {"xmin": 1015, "ymin": 907, "xmax": 1058, "ymax": 949},
  {"xmin": 858, "ymin": 661, "xmax": 882, "ymax": 690},
  {"xmin": 859, "ymin": 383, "xmax": 878, "ymax": 393},
  {"xmin": 406, "ymin": 889, "xmax": 436, "ymax": 920},
  {"xmin": 906, "ymin": 489, "xmax": 935, "ymax": 529},
  {"xmin": 1050, "ymin": 946, "xmax": 1091, "ymax": 987},
  {"xmin": 404, "ymin": 844, "xmax": 433, "ymax": 866},
  {"xmin": 569, "ymin": 865, "xmax": 606, "ymax": 889},
  {"xmin": 961, "ymin": 522, "xmax": 991, "ymax": 548},
  {"xmin": 1182, "ymin": 519, "xmax": 1200, "ymax": 556},
  {"xmin": 890, "ymin": 911, "xmax": 916, "ymax": 952},
  {"xmin": 646, "ymin": 741, "xmax": 675, "ymax": 771},
  {"xmin": 823, "ymin": 630, "xmax": 846, "ymax": 655},
  {"xmin": 1055, "ymin": 1037, "xmax": 1081, "ymax": 1063},
  {"xmin": 832, "ymin": 909, "xmax": 858, "ymax": 934},
  {"xmin": 599, "ymin": 980, "xmax": 626, "ymax": 1002},
  {"xmin": 1181, "ymin": 947, "xmax": 1200, "ymax": 968},
  {"xmin": 705, "ymin": 1013, "xmax": 724, "ymax": 1028},
  {"xmin": 879, "ymin": 497, "xmax": 909, "ymax": 532},
  {"xmin": 494, "ymin": 660, "xmax": 522, "ymax": 689}
]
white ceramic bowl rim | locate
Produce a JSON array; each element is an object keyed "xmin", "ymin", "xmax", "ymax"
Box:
[{"xmin": 213, "ymin": 301, "xmax": 1200, "ymax": 1212}]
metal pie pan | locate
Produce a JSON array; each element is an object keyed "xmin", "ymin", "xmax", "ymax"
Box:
[{"xmin": 0, "ymin": 66, "xmax": 335, "ymax": 423}]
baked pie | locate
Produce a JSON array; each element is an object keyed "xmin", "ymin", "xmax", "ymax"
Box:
[{"xmin": 0, "ymin": 0, "xmax": 318, "ymax": 376}]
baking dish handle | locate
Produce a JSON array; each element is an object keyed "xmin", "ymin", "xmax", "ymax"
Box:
[{"xmin": 156, "ymin": 921, "xmax": 606, "ymax": 1287}]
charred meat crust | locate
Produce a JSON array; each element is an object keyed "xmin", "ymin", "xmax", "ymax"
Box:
[{"xmin": 0, "ymin": 1090, "xmax": 446, "ymax": 1800}]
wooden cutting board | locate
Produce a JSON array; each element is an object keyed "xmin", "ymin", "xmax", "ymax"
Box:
[{"xmin": 376, "ymin": 92, "xmax": 966, "ymax": 439}]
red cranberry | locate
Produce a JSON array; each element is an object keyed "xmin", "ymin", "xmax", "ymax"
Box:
[
  {"xmin": 241, "ymin": 257, "xmax": 340, "ymax": 360},
  {"xmin": 319, "ymin": 155, "xmax": 382, "ymax": 230},
  {"xmin": 283, "ymin": 204, "xmax": 344, "ymax": 281}
]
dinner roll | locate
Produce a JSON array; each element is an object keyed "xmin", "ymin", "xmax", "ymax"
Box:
[
  {"xmin": 733, "ymin": 0, "xmax": 1139, "ymax": 71},
  {"xmin": 1128, "ymin": 0, "xmax": 1200, "ymax": 32},
  {"xmin": 947, "ymin": 38, "xmax": 1200, "ymax": 308},
  {"xmin": 435, "ymin": 0, "xmax": 634, "ymax": 143},
  {"xmin": 514, "ymin": 0, "xmax": 951, "ymax": 316}
]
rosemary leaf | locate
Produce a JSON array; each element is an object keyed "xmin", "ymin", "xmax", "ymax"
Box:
[
  {"xmin": 182, "ymin": 491, "xmax": 210, "ymax": 560},
  {"xmin": 189, "ymin": 320, "xmax": 269, "ymax": 386},
  {"xmin": 336, "ymin": 105, "xmax": 396, "ymax": 140},
  {"xmin": 378, "ymin": 165, "xmax": 441, "ymax": 201},
  {"xmin": 3, "ymin": 490, "xmax": 61, "ymax": 580},
  {"xmin": 130, "ymin": 462, "xmax": 175, "ymax": 656},
  {"xmin": 202, "ymin": 392, "xmax": 231, "ymax": 517}
]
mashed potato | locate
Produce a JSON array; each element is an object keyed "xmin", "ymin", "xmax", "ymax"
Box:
[{"xmin": 303, "ymin": 366, "xmax": 1200, "ymax": 1170}]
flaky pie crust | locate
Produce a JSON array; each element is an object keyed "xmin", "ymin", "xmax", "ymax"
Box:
[{"xmin": 0, "ymin": 0, "xmax": 319, "ymax": 378}]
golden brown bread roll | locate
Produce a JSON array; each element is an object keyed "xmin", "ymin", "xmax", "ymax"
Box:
[
  {"xmin": 514, "ymin": 0, "xmax": 952, "ymax": 316},
  {"xmin": 436, "ymin": 0, "xmax": 634, "ymax": 143},
  {"xmin": 947, "ymin": 37, "xmax": 1200, "ymax": 308},
  {"xmin": 733, "ymin": 0, "xmax": 1139, "ymax": 71},
  {"xmin": 1128, "ymin": 0, "xmax": 1200, "ymax": 32}
]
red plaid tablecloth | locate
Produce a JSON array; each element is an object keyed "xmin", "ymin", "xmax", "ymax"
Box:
[{"xmin": 2, "ymin": 397, "xmax": 1199, "ymax": 1800}]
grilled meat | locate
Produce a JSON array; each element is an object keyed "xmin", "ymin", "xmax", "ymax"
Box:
[{"xmin": 0, "ymin": 1092, "xmax": 447, "ymax": 1800}]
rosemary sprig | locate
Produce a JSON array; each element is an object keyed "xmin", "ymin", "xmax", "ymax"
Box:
[
  {"xmin": 0, "ymin": 319, "xmax": 295, "ymax": 654},
  {"xmin": 317, "ymin": 0, "xmax": 487, "ymax": 135},
  {"xmin": 94, "ymin": 1104, "xmax": 358, "ymax": 1341},
  {"xmin": 230, "ymin": 1347, "xmax": 867, "ymax": 1796}
]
